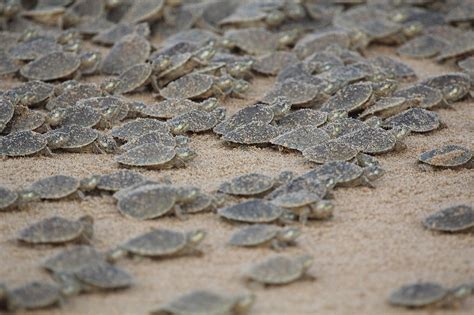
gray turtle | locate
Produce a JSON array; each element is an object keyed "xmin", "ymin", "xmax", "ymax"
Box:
[
  {"xmin": 0, "ymin": 186, "xmax": 38, "ymax": 211},
  {"xmin": 47, "ymin": 104, "xmax": 101, "ymax": 129},
  {"xmin": 320, "ymin": 82, "xmax": 375, "ymax": 116},
  {"xmin": 76, "ymin": 96, "xmax": 130, "ymax": 128},
  {"xmin": 244, "ymin": 255, "xmax": 314, "ymax": 286},
  {"xmin": 418, "ymin": 145, "xmax": 473, "ymax": 170},
  {"xmin": 0, "ymin": 282, "xmax": 62, "ymax": 311},
  {"xmin": 229, "ymin": 225, "xmax": 301, "ymax": 250},
  {"xmin": 47, "ymin": 125, "xmax": 117, "ymax": 154},
  {"xmin": 214, "ymin": 97, "xmax": 291, "ymax": 135},
  {"xmin": 293, "ymin": 30, "xmax": 350, "ymax": 59},
  {"xmin": 121, "ymin": 0, "xmax": 165, "ymax": 24},
  {"xmin": 253, "ymin": 51, "xmax": 299, "ymax": 76},
  {"xmin": 217, "ymin": 199, "xmax": 285, "ymax": 224},
  {"xmin": 359, "ymin": 97, "xmax": 416, "ymax": 119},
  {"xmin": 150, "ymin": 289, "xmax": 255, "ymax": 315},
  {"xmin": 138, "ymin": 98, "xmax": 218, "ymax": 119},
  {"xmin": 0, "ymin": 97, "xmax": 14, "ymax": 132},
  {"xmin": 303, "ymin": 51, "xmax": 344, "ymax": 75},
  {"xmin": 371, "ymin": 56, "xmax": 417, "ymax": 82},
  {"xmin": 271, "ymin": 191, "xmax": 334, "ymax": 224},
  {"xmin": 0, "ymin": 51, "xmax": 21, "ymax": 76},
  {"xmin": 28, "ymin": 175, "xmax": 83, "ymax": 200},
  {"xmin": 111, "ymin": 118, "xmax": 187, "ymax": 141},
  {"xmin": 92, "ymin": 22, "xmax": 150, "ymax": 46},
  {"xmin": 3, "ymin": 105, "xmax": 46, "ymax": 133},
  {"xmin": 46, "ymin": 82, "xmax": 103, "ymax": 111},
  {"xmin": 339, "ymin": 126, "xmax": 410, "ymax": 154},
  {"xmin": 120, "ymin": 132, "xmax": 188, "ymax": 152},
  {"xmin": 276, "ymin": 109, "xmax": 328, "ymax": 132},
  {"xmin": 303, "ymin": 139, "xmax": 359, "ymax": 164},
  {"xmin": 397, "ymin": 35, "xmax": 448, "ymax": 59},
  {"xmin": 169, "ymin": 108, "xmax": 226, "ymax": 133},
  {"xmin": 383, "ymin": 108, "xmax": 440, "ymax": 133},
  {"xmin": 321, "ymin": 117, "xmax": 371, "ymax": 138},
  {"xmin": 262, "ymin": 79, "xmax": 323, "ymax": 108},
  {"xmin": 0, "ymin": 131, "xmax": 51, "ymax": 157},
  {"xmin": 423, "ymin": 204, "xmax": 474, "ymax": 233},
  {"xmin": 222, "ymin": 121, "xmax": 280, "ymax": 145},
  {"xmin": 18, "ymin": 215, "xmax": 94, "ymax": 245},
  {"xmin": 271, "ymin": 127, "xmax": 331, "ymax": 152},
  {"xmin": 7, "ymin": 80, "xmax": 54, "ymax": 107},
  {"xmin": 8, "ymin": 36, "xmax": 62, "ymax": 61},
  {"xmin": 419, "ymin": 72, "xmax": 471, "ymax": 104},
  {"xmin": 115, "ymin": 143, "xmax": 196, "ymax": 169},
  {"xmin": 42, "ymin": 245, "xmax": 105, "ymax": 274},
  {"xmin": 92, "ymin": 170, "xmax": 146, "ymax": 193},
  {"xmin": 101, "ymin": 34, "xmax": 151, "ymax": 75},
  {"xmin": 436, "ymin": 32, "xmax": 474, "ymax": 63},
  {"xmin": 105, "ymin": 62, "xmax": 154, "ymax": 95},
  {"xmin": 218, "ymin": 172, "xmax": 293, "ymax": 197},
  {"xmin": 393, "ymin": 84, "xmax": 444, "ymax": 109},
  {"xmin": 107, "ymin": 228, "xmax": 206, "ymax": 261},
  {"xmin": 117, "ymin": 184, "xmax": 199, "ymax": 220}
]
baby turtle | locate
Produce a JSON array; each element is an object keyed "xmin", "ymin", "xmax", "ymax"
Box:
[
  {"xmin": 92, "ymin": 170, "xmax": 146, "ymax": 193},
  {"xmin": 359, "ymin": 97, "xmax": 416, "ymax": 119},
  {"xmin": 217, "ymin": 199, "xmax": 285, "ymax": 224},
  {"xmin": 0, "ymin": 97, "xmax": 14, "ymax": 132},
  {"xmin": 262, "ymin": 79, "xmax": 323, "ymax": 107},
  {"xmin": 0, "ymin": 131, "xmax": 49, "ymax": 157},
  {"xmin": 419, "ymin": 72, "xmax": 472, "ymax": 103},
  {"xmin": 371, "ymin": 56, "xmax": 417, "ymax": 82},
  {"xmin": 46, "ymin": 82, "xmax": 103, "ymax": 111},
  {"xmin": 339, "ymin": 126, "xmax": 409, "ymax": 155},
  {"xmin": 222, "ymin": 27, "xmax": 291, "ymax": 56},
  {"xmin": 0, "ymin": 186, "xmax": 38, "ymax": 211},
  {"xmin": 20, "ymin": 51, "xmax": 82, "ymax": 81},
  {"xmin": 423, "ymin": 204, "xmax": 474, "ymax": 233},
  {"xmin": 320, "ymin": 82, "xmax": 374, "ymax": 115},
  {"xmin": 169, "ymin": 108, "xmax": 226, "ymax": 133},
  {"xmin": 47, "ymin": 104, "xmax": 101, "ymax": 129},
  {"xmin": 253, "ymin": 51, "xmax": 299, "ymax": 76},
  {"xmin": 92, "ymin": 22, "xmax": 150, "ymax": 46},
  {"xmin": 244, "ymin": 255, "xmax": 314, "ymax": 286},
  {"xmin": 121, "ymin": 0, "xmax": 165, "ymax": 24},
  {"xmin": 229, "ymin": 225, "xmax": 301, "ymax": 250},
  {"xmin": 4, "ymin": 106, "xmax": 46, "ymax": 133},
  {"xmin": 293, "ymin": 30, "xmax": 350, "ymax": 59},
  {"xmin": 271, "ymin": 127, "xmax": 331, "ymax": 152},
  {"xmin": 119, "ymin": 132, "xmax": 188, "ymax": 152},
  {"xmin": 56, "ymin": 262, "xmax": 133, "ymax": 295},
  {"xmin": 48, "ymin": 125, "xmax": 117, "ymax": 154},
  {"xmin": 397, "ymin": 35, "xmax": 448, "ymax": 59},
  {"xmin": 139, "ymin": 98, "xmax": 218, "ymax": 119},
  {"xmin": 7, "ymin": 80, "xmax": 54, "ymax": 107},
  {"xmin": 383, "ymin": 108, "xmax": 440, "ymax": 133},
  {"xmin": 303, "ymin": 139, "xmax": 359, "ymax": 164},
  {"xmin": 150, "ymin": 289, "xmax": 255, "ymax": 315},
  {"xmin": 267, "ymin": 174, "xmax": 328, "ymax": 201},
  {"xmin": 107, "ymin": 228, "xmax": 206, "ymax": 261},
  {"xmin": 0, "ymin": 282, "xmax": 62, "ymax": 311},
  {"xmin": 418, "ymin": 145, "xmax": 472, "ymax": 170},
  {"xmin": 18, "ymin": 215, "xmax": 94, "ymax": 245},
  {"xmin": 222, "ymin": 121, "xmax": 280, "ymax": 145},
  {"xmin": 213, "ymin": 97, "xmax": 291, "ymax": 135},
  {"xmin": 106, "ymin": 62, "xmax": 154, "ymax": 95},
  {"xmin": 111, "ymin": 118, "xmax": 187, "ymax": 141},
  {"xmin": 321, "ymin": 117, "xmax": 370, "ymax": 138},
  {"xmin": 42, "ymin": 245, "xmax": 105, "ymax": 274},
  {"xmin": 28, "ymin": 175, "xmax": 82, "ymax": 200},
  {"xmin": 117, "ymin": 184, "xmax": 199, "ymax": 220},
  {"xmin": 276, "ymin": 109, "xmax": 328, "ymax": 132},
  {"xmin": 218, "ymin": 172, "xmax": 292, "ymax": 197},
  {"xmin": 116, "ymin": 143, "xmax": 196, "ymax": 169},
  {"xmin": 271, "ymin": 191, "xmax": 334, "ymax": 224},
  {"xmin": 393, "ymin": 84, "xmax": 444, "ymax": 109},
  {"xmin": 8, "ymin": 36, "xmax": 62, "ymax": 61},
  {"xmin": 101, "ymin": 34, "xmax": 151, "ymax": 75}
]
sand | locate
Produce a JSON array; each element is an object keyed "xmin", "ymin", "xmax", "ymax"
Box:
[{"xmin": 0, "ymin": 45, "xmax": 473, "ymax": 315}]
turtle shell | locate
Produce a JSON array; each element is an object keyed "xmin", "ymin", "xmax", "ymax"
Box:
[
  {"xmin": 113, "ymin": 63, "xmax": 153, "ymax": 94},
  {"xmin": 20, "ymin": 52, "xmax": 80, "ymax": 81},
  {"xmin": 271, "ymin": 191, "xmax": 320, "ymax": 209},
  {"xmin": 115, "ymin": 143, "xmax": 178, "ymax": 168},
  {"xmin": 423, "ymin": 204, "xmax": 474, "ymax": 232},
  {"xmin": 262, "ymin": 79, "xmax": 321, "ymax": 107},
  {"xmin": 18, "ymin": 216, "xmax": 86, "ymax": 244},
  {"xmin": 8, "ymin": 37, "xmax": 62, "ymax": 61},
  {"xmin": 140, "ymin": 99, "xmax": 209, "ymax": 119},
  {"xmin": 8, "ymin": 80, "xmax": 54, "ymax": 107},
  {"xmin": 213, "ymin": 104, "xmax": 274, "ymax": 135},
  {"xmin": 121, "ymin": 0, "xmax": 165, "ymax": 24},
  {"xmin": 169, "ymin": 108, "xmax": 225, "ymax": 133},
  {"xmin": 371, "ymin": 56, "xmax": 417, "ymax": 82},
  {"xmin": 294, "ymin": 30, "xmax": 350, "ymax": 59},
  {"xmin": 46, "ymin": 83, "xmax": 103, "ymax": 111},
  {"xmin": 306, "ymin": 161, "xmax": 363, "ymax": 185},
  {"xmin": 75, "ymin": 263, "xmax": 132, "ymax": 290},
  {"xmin": 0, "ymin": 51, "xmax": 21, "ymax": 76},
  {"xmin": 120, "ymin": 131, "xmax": 177, "ymax": 151},
  {"xmin": 181, "ymin": 193, "xmax": 213, "ymax": 214},
  {"xmin": 117, "ymin": 184, "xmax": 177, "ymax": 220},
  {"xmin": 397, "ymin": 35, "xmax": 447, "ymax": 59},
  {"xmin": 97, "ymin": 170, "xmax": 146, "ymax": 192},
  {"xmin": 388, "ymin": 282, "xmax": 448, "ymax": 307},
  {"xmin": 271, "ymin": 127, "xmax": 330, "ymax": 152},
  {"xmin": 246, "ymin": 255, "xmax": 312, "ymax": 285},
  {"xmin": 320, "ymin": 83, "xmax": 373, "ymax": 114},
  {"xmin": 383, "ymin": 108, "xmax": 439, "ymax": 133},
  {"xmin": 276, "ymin": 109, "xmax": 327, "ymax": 131},
  {"xmin": 393, "ymin": 84, "xmax": 443, "ymax": 109},
  {"xmin": 224, "ymin": 27, "xmax": 279, "ymax": 55},
  {"xmin": 121, "ymin": 229, "xmax": 188, "ymax": 256},
  {"xmin": 0, "ymin": 97, "xmax": 14, "ymax": 132},
  {"xmin": 253, "ymin": 51, "xmax": 299, "ymax": 76},
  {"xmin": 28, "ymin": 175, "xmax": 79, "ymax": 199},
  {"xmin": 0, "ymin": 186, "xmax": 18, "ymax": 211},
  {"xmin": 222, "ymin": 121, "xmax": 280, "ymax": 145},
  {"xmin": 321, "ymin": 118, "xmax": 370, "ymax": 138},
  {"xmin": 160, "ymin": 73, "xmax": 214, "ymax": 100},
  {"xmin": 229, "ymin": 224, "xmax": 280, "ymax": 247},
  {"xmin": 267, "ymin": 175, "xmax": 327, "ymax": 200},
  {"xmin": 7, "ymin": 282, "xmax": 61, "ymax": 310},
  {"xmin": 52, "ymin": 104, "xmax": 101, "ymax": 128},
  {"xmin": 419, "ymin": 72, "xmax": 471, "ymax": 103},
  {"xmin": 51, "ymin": 125, "xmax": 98, "ymax": 150},
  {"xmin": 217, "ymin": 199, "xmax": 285, "ymax": 223},
  {"xmin": 77, "ymin": 96, "xmax": 129, "ymax": 125},
  {"xmin": 418, "ymin": 145, "xmax": 472, "ymax": 167},
  {"xmin": 359, "ymin": 97, "xmax": 413, "ymax": 119},
  {"xmin": 101, "ymin": 34, "xmax": 151, "ymax": 75},
  {"xmin": 303, "ymin": 139, "xmax": 358, "ymax": 163},
  {"xmin": 218, "ymin": 173, "xmax": 274, "ymax": 196},
  {"xmin": 111, "ymin": 118, "xmax": 170, "ymax": 141},
  {"xmin": 4, "ymin": 106, "xmax": 45, "ymax": 133},
  {"xmin": 42, "ymin": 245, "xmax": 104, "ymax": 274},
  {"xmin": 339, "ymin": 127, "xmax": 396, "ymax": 154},
  {"xmin": 0, "ymin": 131, "xmax": 47, "ymax": 157}
]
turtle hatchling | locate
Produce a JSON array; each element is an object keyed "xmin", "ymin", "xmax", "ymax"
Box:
[
  {"xmin": 418, "ymin": 145, "xmax": 472, "ymax": 170},
  {"xmin": 150, "ymin": 289, "xmax": 255, "ymax": 315},
  {"xmin": 107, "ymin": 228, "xmax": 206, "ymax": 261},
  {"xmin": 101, "ymin": 34, "xmax": 151, "ymax": 75},
  {"xmin": 339, "ymin": 126, "xmax": 410, "ymax": 154},
  {"xmin": 7, "ymin": 80, "xmax": 54, "ymax": 107},
  {"xmin": 111, "ymin": 118, "xmax": 187, "ymax": 141},
  {"xmin": 218, "ymin": 172, "xmax": 293, "ymax": 197},
  {"xmin": 138, "ymin": 98, "xmax": 218, "ymax": 119},
  {"xmin": 383, "ymin": 108, "xmax": 440, "ymax": 133},
  {"xmin": 271, "ymin": 127, "xmax": 331, "ymax": 152},
  {"xmin": 262, "ymin": 79, "xmax": 323, "ymax": 108},
  {"xmin": 92, "ymin": 170, "xmax": 146, "ymax": 193},
  {"xmin": 244, "ymin": 255, "xmax": 314, "ymax": 286},
  {"xmin": 27, "ymin": 175, "xmax": 82, "ymax": 200},
  {"xmin": 42, "ymin": 245, "xmax": 106, "ymax": 274},
  {"xmin": 217, "ymin": 199, "xmax": 285, "ymax": 224},
  {"xmin": 423, "ymin": 204, "xmax": 474, "ymax": 233},
  {"xmin": 419, "ymin": 72, "xmax": 472, "ymax": 104},
  {"xmin": 0, "ymin": 186, "xmax": 38, "ymax": 211},
  {"xmin": 0, "ymin": 131, "xmax": 49, "ymax": 157},
  {"xmin": 222, "ymin": 121, "xmax": 280, "ymax": 145},
  {"xmin": 0, "ymin": 282, "xmax": 62, "ymax": 311},
  {"xmin": 116, "ymin": 184, "xmax": 199, "ymax": 220},
  {"xmin": 119, "ymin": 132, "xmax": 188, "ymax": 152},
  {"xmin": 303, "ymin": 139, "xmax": 359, "ymax": 164},
  {"xmin": 253, "ymin": 51, "xmax": 299, "ymax": 76},
  {"xmin": 229, "ymin": 225, "xmax": 301, "ymax": 250},
  {"xmin": 276, "ymin": 109, "xmax": 328, "ymax": 132},
  {"xmin": 17, "ymin": 215, "xmax": 94, "ymax": 245},
  {"xmin": 169, "ymin": 108, "xmax": 226, "ymax": 133},
  {"xmin": 0, "ymin": 97, "xmax": 14, "ymax": 132},
  {"xmin": 47, "ymin": 125, "xmax": 117, "ymax": 154}
]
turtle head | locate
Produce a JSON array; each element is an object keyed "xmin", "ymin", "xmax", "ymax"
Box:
[
  {"xmin": 175, "ymin": 147, "xmax": 197, "ymax": 163},
  {"xmin": 450, "ymin": 283, "xmax": 474, "ymax": 300},
  {"xmin": 18, "ymin": 92, "xmax": 36, "ymax": 106},
  {"xmin": 194, "ymin": 42, "xmax": 216, "ymax": 63},
  {"xmin": 265, "ymin": 10, "xmax": 284, "ymax": 26},
  {"xmin": 151, "ymin": 55, "xmax": 171, "ymax": 73},
  {"xmin": 62, "ymin": 40, "xmax": 81, "ymax": 53},
  {"xmin": 80, "ymin": 52, "xmax": 101, "ymax": 73},
  {"xmin": 54, "ymin": 80, "xmax": 78, "ymax": 96},
  {"xmin": 297, "ymin": 255, "xmax": 314, "ymax": 272},
  {"xmin": 200, "ymin": 98, "xmax": 218, "ymax": 112},
  {"xmin": 168, "ymin": 119, "xmax": 189, "ymax": 135},
  {"xmin": 80, "ymin": 175, "xmax": 100, "ymax": 191},
  {"xmin": 17, "ymin": 189, "xmax": 40, "ymax": 204},
  {"xmin": 275, "ymin": 170, "xmax": 294, "ymax": 186},
  {"xmin": 100, "ymin": 78, "xmax": 120, "ymax": 95},
  {"xmin": 443, "ymin": 84, "xmax": 468, "ymax": 103},
  {"xmin": 186, "ymin": 229, "xmax": 206, "ymax": 246},
  {"xmin": 96, "ymin": 133, "xmax": 118, "ymax": 153},
  {"xmin": 277, "ymin": 226, "xmax": 301, "ymax": 243},
  {"xmin": 105, "ymin": 0, "xmax": 123, "ymax": 9},
  {"xmin": 212, "ymin": 107, "xmax": 227, "ymax": 122},
  {"xmin": 234, "ymin": 293, "xmax": 256, "ymax": 315},
  {"xmin": 227, "ymin": 60, "xmax": 253, "ymax": 78},
  {"xmin": 54, "ymin": 272, "xmax": 81, "ymax": 297},
  {"xmin": 402, "ymin": 22, "xmax": 423, "ymax": 38},
  {"xmin": 175, "ymin": 186, "xmax": 200, "ymax": 203},
  {"xmin": 47, "ymin": 108, "xmax": 67, "ymax": 127},
  {"xmin": 46, "ymin": 131, "xmax": 70, "ymax": 149},
  {"xmin": 215, "ymin": 76, "xmax": 234, "ymax": 92},
  {"xmin": 278, "ymin": 29, "xmax": 299, "ymax": 47},
  {"xmin": 372, "ymin": 80, "xmax": 398, "ymax": 97},
  {"xmin": 363, "ymin": 165, "xmax": 385, "ymax": 181},
  {"xmin": 270, "ymin": 96, "xmax": 291, "ymax": 119},
  {"xmin": 232, "ymin": 79, "xmax": 249, "ymax": 95},
  {"xmin": 174, "ymin": 135, "xmax": 190, "ymax": 147},
  {"xmin": 310, "ymin": 200, "xmax": 334, "ymax": 219},
  {"xmin": 391, "ymin": 125, "xmax": 411, "ymax": 141}
]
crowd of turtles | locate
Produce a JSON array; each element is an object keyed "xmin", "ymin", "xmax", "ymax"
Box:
[{"xmin": 0, "ymin": 0, "xmax": 473, "ymax": 313}]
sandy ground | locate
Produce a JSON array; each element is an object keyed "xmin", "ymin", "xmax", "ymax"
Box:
[{"xmin": 0, "ymin": 45, "xmax": 473, "ymax": 315}]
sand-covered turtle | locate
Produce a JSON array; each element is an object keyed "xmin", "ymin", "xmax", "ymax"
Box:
[
  {"xmin": 217, "ymin": 198, "xmax": 289, "ymax": 224},
  {"xmin": 0, "ymin": 282, "xmax": 62, "ymax": 311},
  {"xmin": 169, "ymin": 108, "xmax": 226, "ymax": 133},
  {"xmin": 371, "ymin": 56, "xmax": 417, "ymax": 82},
  {"xmin": 27, "ymin": 175, "xmax": 83, "ymax": 200},
  {"xmin": 418, "ymin": 145, "xmax": 472, "ymax": 170},
  {"xmin": 276, "ymin": 109, "xmax": 327, "ymax": 133},
  {"xmin": 17, "ymin": 215, "xmax": 94, "ymax": 245},
  {"xmin": 244, "ymin": 255, "xmax": 314, "ymax": 285},
  {"xmin": 8, "ymin": 36, "xmax": 62, "ymax": 61},
  {"xmin": 222, "ymin": 121, "xmax": 281, "ymax": 145},
  {"xmin": 3, "ymin": 105, "xmax": 46, "ymax": 133},
  {"xmin": 303, "ymin": 139, "xmax": 359, "ymax": 164},
  {"xmin": 266, "ymin": 173, "xmax": 329, "ymax": 201},
  {"xmin": 46, "ymin": 82, "xmax": 103, "ymax": 111},
  {"xmin": 423, "ymin": 204, "xmax": 474, "ymax": 233},
  {"xmin": 105, "ymin": 62, "xmax": 154, "ymax": 95},
  {"xmin": 138, "ymin": 98, "xmax": 218, "ymax": 119},
  {"xmin": 359, "ymin": 97, "xmax": 417, "ymax": 119},
  {"xmin": 111, "ymin": 118, "xmax": 187, "ymax": 141},
  {"xmin": 116, "ymin": 184, "xmax": 199, "ymax": 220},
  {"xmin": 91, "ymin": 170, "xmax": 146, "ymax": 193},
  {"xmin": 150, "ymin": 289, "xmax": 255, "ymax": 315},
  {"xmin": 214, "ymin": 97, "xmax": 291, "ymax": 135},
  {"xmin": 119, "ymin": 132, "xmax": 188, "ymax": 152},
  {"xmin": 55, "ymin": 262, "xmax": 133, "ymax": 295},
  {"xmin": 47, "ymin": 104, "xmax": 101, "ymax": 129},
  {"xmin": 47, "ymin": 125, "xmax": 117, "ymax": 154},
  {"xmin": 0, "ymin": 186, "xmax": 38, "ymax": 211},
  {"xmin": 397, "ymin": 35, "xmax": 448, "ymax": 59},
  {"xmin": 303, "ymin": 51, "xmax": 344, "ymax": 75},
  {"xmin": 320, "ymin": 82, "xmax": 375, "ymax": 116},
  {"xmin": 116, "ymin": 142, "xmax": 196, "ymax": 169},
  {"xmin": 218, "ymin": 172, "xmax": 293, "ymax": 197},
  {"xmin": 271, "ymin": 127, "xmax": 331, "ymax": 152},
  {"xmin": 229, "ymin": 224, "xmax": 301, "ymax": 250},
  {"xmin": 0, "ymin": 130, "xmax": 50, "ymax": 157},
  {"xmin": 383, "ymin": 108, "xmax": 440, "ymax": 133},
  {"xmin": 93, "ymin": 22, "xmax": 150, "ymax": 46},
  {"xmin": 271, "ymin": 191, "xmax": 334, "ymax": 224},
  {"xmin": 42, "ymin": 245, "xmax": 105, "ymax": 274},
  {"xmin": 293, "ymin": 30, "xmax": 350, "ymax": 59},
  {"xmin": 436, "ymin": 32, "xmax": 474, "ymax": 63},
  {"xmin": 101, "ymin": 34, "xmax": 151, "ymax": 75},
  {"xmin": 393, "ymin": 84, "xmax": 444, "ymax": 109},
  {"xmin": 253, "ymin": 51, "xmax": 299, "ymax": 76},
  {"xmin": 121, "ymin": 0, "xmax": 165, "ymax": 24},
  {"xmin": 388, "ymin": 282, "xmax": 474, "ymax": 308},
  {"xmin": 419, "ymin": 72, "xmax": 472, "ymax": 103},
  {"xmin": 7, "ymin": 80, "xmax": 54, "ymax": 107},
  {"xmin": 262, "ymin": 79, "xmax": 324, "ymax": 108},
  {"xmin": 0, "ymin": 97, "xmax": 14, "ymax": 132},
  {"xmin": 107, "ymin": 228, "xmax": 206, "ymax": 261}
]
